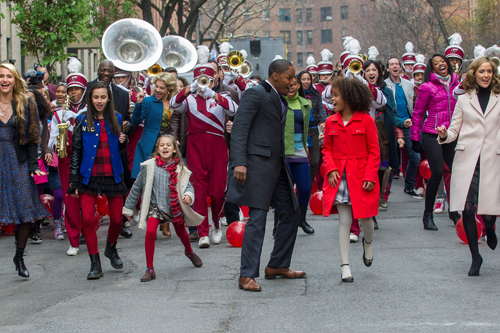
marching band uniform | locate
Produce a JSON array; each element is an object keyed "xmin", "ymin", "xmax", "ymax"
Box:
[
  {"xmin": 170, "ymin": 64, "xmax": 238, "ymax": 247},
  {"xmin": 306, "ymin": 55, "xmax": 319, "ymax": 83},
  {"xmin": 402, "ymin": 42, "xmax": 416, "ymax": 82},
  {"xmin": 313, "ymin": 49, "xmax": 334, "ymax": 95}
]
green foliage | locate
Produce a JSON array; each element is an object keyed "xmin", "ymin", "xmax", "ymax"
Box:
[{"xmin": 89, "ymin": 0, "xmax": 138, "ymax": 42}]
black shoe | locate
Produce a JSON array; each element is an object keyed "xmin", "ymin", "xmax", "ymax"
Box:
[
  {"xmin": 13, "ymin": 247, "xmax": 29, "ymax": 278},
  {"xmin": 104, "ymin": 240, "xmax": 123, "ymax": 269},
  {"xmin": 373, "ymin": 216, "xmax": 379, "ymax": 230},
  {"xmin": 468, "ymin": 255, "xmax": 483, "ymax": 276},
  {"xmin": 120, "ymin": 223, "xmax": 133, "ymax": 239},
  {"xmin": 340, "ymin": 264, "xmax": 354, "ymax": 283},
  {"xmin": 404, "ymin": 188, "xmax": 423, "ymax": 200},
  {"xmin": 298, "ymin": 207, "xmax": 314, "ymax": 234},
  {"xmin": 29, "ymin": 224, "xmax": 42, "ymax": 244},
  {"xmin": 79, "ymin": 234, "xmax": 86, "ymax": 244},
  {"xmin": 485, "ymin": 225, "xmax": 497, "ymax": 250},
  {"xmin": 189, "ymin": 231, "xmax": 199, "ymax": 242},
  {"xmin": 87, "ymin": 253, "xmax": 103, "ymax": 280},
  {"xmin": 362, "ymin": 237, "xmax": 373, "ymax": 267},
  {"xmin": 449, "ymin": 211, "xmax": 461, "ymax": 226},
  {"xmin": 423, "ymin": 211, "xmax": 438, "ymax": 230}
]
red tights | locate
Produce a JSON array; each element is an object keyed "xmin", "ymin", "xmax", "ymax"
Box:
[
  {"xmin": 145, "ymin": 217, "xmax": 193, "ymax": 268},
  {"xmin": 80, "ymin": 193, "xmax": 123, "ymax": 255}
]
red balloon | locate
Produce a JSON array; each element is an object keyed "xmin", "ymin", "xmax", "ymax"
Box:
[
  {"xmin": 104, "ymin": 201, "xmax": 110, "ymax": 217},
  {"xmin": 419, "ymin": 160, "xmax": 432, "ymax": 179},
  {"xmin": 311, "ymin": 181, "xmax": 318, "ymax": 194},
  {"xmin": 96, "ymin": 195, "xmax": 107, "ymax": 216},
  {"xmin": 95, "ymin": 211, "xmax": 101, "ymax": 231},
  {"xmin": 40, "ymin": 194, "xmax": 54, "ymax": 217},
  {"xmin": 1, "ymin": 224, "xmax": 15, "ymax": 234},
  {"xmin": 309, "ymin": 191, "xmax": 323, "ymax": 215},
  {"xmin": 226, "ymin": 221, "xmax": 246, "ymax": 247},
  {"xmin": 240, "ymin": 206, "xmax": 249, "ymax": 218},
  {"xmin": 456, "ymin": 218, "xmax": 483, "ymax": 243}
]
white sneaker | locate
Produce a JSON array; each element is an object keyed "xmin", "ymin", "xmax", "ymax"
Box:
[
  {"xmin": 349, "ymin": 233, "xmax": 359, "ymax": 243},
  {"xmin": 198, "ymin": 236, "xmax": 210, "ymax": 248},
  {"xmin": 417, "ymin": 187, "xmax": 425, "ymax": 196},
  {"xmin": 434, "ymin": 197, "xmax": 445, "ymax": 214},
  {"xmin": 220, "ymin": 217, "xmax": 228, "ymax": 226},
  {"xmin": 67, "ymin": 246, "xmax": 79, "ymax": 256},
  {"xmin": 211, "ymin": 228, "xmax": 223, "ymax": 244}
]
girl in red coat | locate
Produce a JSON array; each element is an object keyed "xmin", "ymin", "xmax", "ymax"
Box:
[{"xmin": 322, "ymin": 77, "xmax": 380, "ymax": 283}]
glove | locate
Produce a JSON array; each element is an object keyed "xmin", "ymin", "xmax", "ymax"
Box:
[
  {"xmin": 354, "ymin": 73, "xmax": 367, "ymax": 85},
  {"xmin": 321, "ymin": 86, "xmax": 334, "ymax": 111},
  {"xmin": 190, "ymin": 81, "xmax": 199, "ymax": 93},
  {"xmin": 344, "ymin": 70, "xmax": 354, "ymax": 79},
  {"xmin": 411, "ymin": 140, "xmax": 424, "ymax": 153},
  {"xmin": 62, "ymin": 111, "xmax": 78, "ymax": 122},
  {"xmin": 201, "ymin": 86, "xmax": 216, "ymax": 99},
  {"xmin": 223, "ymin": 70, "xmax": 238, "ymax": 85}
]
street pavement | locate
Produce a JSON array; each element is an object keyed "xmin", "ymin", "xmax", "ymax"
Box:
[{"xmin": 1, "ymin": 179, "xmax": 500, "ymax": 333}]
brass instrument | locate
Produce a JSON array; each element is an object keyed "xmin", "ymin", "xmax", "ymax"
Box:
[
  {"xmin": 238, "ymin": 60, "xmax": 253, "ymax": 78},
  {"xmin": 348, "ymin": 59, "xmax": 363, "ymax": 75},
  {"xmin": 158, "ymin": 36, "xmax": 198, "ymax": 74},
  {"xmin": 455, "ymin": 63, "xmax": 460, "ymax": 75},
  {"xmin": 148, "ymin": 63, "xmax": 163, "ymax": 76},
  {"xmin": 197, "ymin": 74, "xmax": 210, "ymax": 88},
  {"xmin": 359, "ymin": 54, "xmax": 369, "ymax": 62},
  {"xmin": 226, "ymin": 50, "xmax": 245, "ymax": 70},
  {"xmin": 56, "ymin": 97, "xmax": 70, "ymax": 159}
]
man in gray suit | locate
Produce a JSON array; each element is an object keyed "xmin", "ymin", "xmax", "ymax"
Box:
[{"xmin": 226, "ymin": 60, "xmax": 306, "ymax": 292}]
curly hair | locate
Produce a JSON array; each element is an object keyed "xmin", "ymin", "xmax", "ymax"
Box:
[
  {"xmin": 330, "ymin": 77, "xmax": 372, "ymax": 113},
  {"xmin": 461, "ymin": 56, "xmax": 500, "ymax": 94},
  {"xmin": 152, "ymin": 72, "xmax": 179, "ymax": 100}
]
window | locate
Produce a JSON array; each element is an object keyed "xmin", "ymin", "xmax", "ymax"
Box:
[
  {"xmin": 306, "ymin": 30, "xmax": 313, "ymax": 44},
  {"xmin": 286, "ymin": 52, "xmax": 292, "ymax": 61},
  {"xmin": 280, "ymin": 30, "xmax": 291, "ymax": 44},
  {"xmin": 296, "ymin": 8, "xmax": 303, "ymax": 23},
  {"xmin": 263, "ymin": 30, "xmax": 271, "ymax": 38},
  {"xmin": 262, "ymin": 10, "xmax": 270, "ymax": 21},
  {"xmin": 361, "ymin": 5, "xmax": 367, "ymax": 18},
  {"xmin": 341, "ymin": 5, "xmax": 348, "ymax": 20},
  {"xmin": 321, "ymin": 29, "xmax": 332, "ymax": 44},
  {"xmin": 279, "ymin": 8, "xmax": 291, "ymax": 22},
  {"xmin": 341, "ymin": 27, "xmax": 349, "ymax": 38},
  {"xmin": 320, "ymin": 7, "xmax": 332, "ymax": 21},
  {"xmin": 308, "ymin": 52, "xmax": 314, "ymax": 58},
  {"xmin": 297, "ymin": 31, "xmax": 303, "ymax": 45},
  {"xmin": 297, "ymin": 53, "xmax": 303, "ymax": 67},
  {"xmin": 306, "ymin": 8, "xmax": 312, "ymax": 22}
]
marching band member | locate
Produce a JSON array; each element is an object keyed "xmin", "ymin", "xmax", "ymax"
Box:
[
  {"xmin": 218, "ymin": 42, "xmax": 247, "ymax": 98},
  {"xmin": 48, "ymin": 58, "xmax": 87, "ymax": 256},
  {"xmin": 445, "ymin": 33, "xmax": 465, "ymax": 74},
  {"xmin": 306, "ymin": 55, "xmax": 319, "ymax": 83},
  {"xmin": 402, "ymin": 42, "xmax": 417, "ymax": 82},
  {"xmin": 170, "ymin": 63, "xmax": 238, "ymax": 248},
  {"xmin": 313, "ymin": 49, "xmax": 334, "ymax": 94}
]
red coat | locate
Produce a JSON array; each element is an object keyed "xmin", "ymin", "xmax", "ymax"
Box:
[{"xmin": 321, "ymin": 111, "xmax": 380, "ymax": 219}]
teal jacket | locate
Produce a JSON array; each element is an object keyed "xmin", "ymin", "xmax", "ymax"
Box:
[{"xmin": 283, "ymin": 94, "xmax": 310, "ymax": 156}]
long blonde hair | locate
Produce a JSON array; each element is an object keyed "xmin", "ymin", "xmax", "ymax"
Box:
[
  {"xmin": 461, "ymin": 56, "xmax": 500, "ymax": 94},
  {"xmin": 0, "ymin": 63, "xmax": 28, "ymax": 119},
  {"xmin": 152, "ymin": 72, "xmax": 179, "ymax": 100}
]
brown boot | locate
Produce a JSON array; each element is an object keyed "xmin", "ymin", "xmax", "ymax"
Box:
[
  {"xmin": 140, "ymin": 267, "xmax": 156, "ymax": 282},
  {"xmin": 161, "ymin": 223, "xmax": 171, "ymax": 237},
  {"xmin": 185, "ymin": 252, "xmax": 203, "ymax": 267}
]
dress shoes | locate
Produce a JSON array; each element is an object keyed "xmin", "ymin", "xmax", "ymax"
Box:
[
  {"xmin": 238, "ymin": 277, "xmax": 261, "ymax": 292},
  {"xmin": 264, "ymin": 267, "xmax": 306, "ymax": 279},
  {"xmin": 423, "ymin": 211, "xmax": 438, "ymax": 230}
]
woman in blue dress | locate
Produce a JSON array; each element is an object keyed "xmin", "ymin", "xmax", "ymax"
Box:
[{"xmin": 0, "ymin": 63, "xmax": 49, "ymax": 278}]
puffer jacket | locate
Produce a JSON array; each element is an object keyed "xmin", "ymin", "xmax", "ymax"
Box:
[{"xmin": 411, "ymin": 72, "xmax": 460, "ymax": 141}]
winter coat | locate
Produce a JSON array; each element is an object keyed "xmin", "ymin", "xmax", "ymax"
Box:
[
  {"xmin": 284, "ymin": 95, "xmax": 310, "ymax": 155},
  {"xmin": 321, "ymin": 111, "xmax": 380, "ymax": 219},
  {"xmin": 439, "ymin": 91, "xmax": 500, "ymax": 215},
  {"xmin": 411, "ymin": 72, "xmax": 460, "ymax": 141}
]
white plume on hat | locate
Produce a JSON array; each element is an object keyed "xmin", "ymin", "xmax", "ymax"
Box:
[
  {"xmin": 344, "ymin": 38, "xmax": 361, "ymax": 55},
  {"xmin": 368, "ymin": 46, "xmax": 379, "ymax": 60},
  {"xmin": 272, "ymin": 55, "xmax": 284, "ymax": 61},
  {"xmin": 240, "ymin": 49, "xmax": 248, "ymax": 58},
  {"xmin": 67, "ymin": 57, "xmax": 82, "ymax": 74},
  {"xmin": 448, "ymin": 33, "xmax": 463, "ymax": 46},
  {"xmin": 219, "ymin": 42, "xmax": 233, "ymax": 54},
  {"xmin": 405, "ymin": 42, "xmax": 414, "ymax": 53},
  {"xmin": 342, "ymin": 36, "xmax": 354, "ymax": 50},
  {"xmin": 306, "ymin": 55, "xmax": 316, "ymax": 66},
  {"xmin": 474, "ymin": 44, "xmax": 486, "ymax": 59},
  {"xmin": 415, "ymin": 54, "xmax": 426, "ymax": 64},
  {"xmin": 196, "ymin": 45, "xmax": 210, "ymax": 65},
  {"xmin": 320, "ymin": 49, "xmax": 333, "ymax": 61}
]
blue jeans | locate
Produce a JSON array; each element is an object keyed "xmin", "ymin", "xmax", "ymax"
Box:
[
  {"xmin": 287, "ymin": 161, "xmax": 311, "ymax": 208},
  {"xmin": 403, "ymin": 128, "xmax": 420, "ymax": 191}
]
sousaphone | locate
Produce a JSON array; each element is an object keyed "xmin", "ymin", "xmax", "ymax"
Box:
[{"xmin": 158, "ymin": 36, "xmax": 198, "ymax": 74}]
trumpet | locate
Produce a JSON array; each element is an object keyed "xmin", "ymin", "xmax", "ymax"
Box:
[
  {"xmin": 348, "ymin": 59, "xmax": 363, "ymax": 75},
  {"xmin": 197, "ymin": 74, "xmax": 211, "ymax": 88},
  {"xmin": 148, "ymin": 63, "xmax": 163, "ymax": 76},
  {"xmin": 56, "ymin": 96, "xmax": 70, "ymax": 159},
  {"xmin": 226, "ymin": 50, "xmax": 245, "ymax": 70}
]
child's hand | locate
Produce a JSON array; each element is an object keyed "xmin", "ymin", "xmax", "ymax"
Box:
[
  {"xmin": 328, "ymin": 171, "xmax": 339, "ymax": 188},
  {"xmin": 182, "ymin": 195, "xmax": 192, "ymax": 205},
  {"xmin": 363, "ymin": 181, "xmax": 375, "ymax": 191},
  {"xmin": 119, "ymin": 132, "xmax": 126, "ymax": 143}
]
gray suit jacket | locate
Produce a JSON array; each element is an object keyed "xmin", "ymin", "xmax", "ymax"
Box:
[{"xmin": 226, "ymin": 81, "xmax": 297, "ymax": 210}]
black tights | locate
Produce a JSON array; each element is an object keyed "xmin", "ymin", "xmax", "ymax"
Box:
[
  {"xmin": 421, "ymin": 133, "xmax": 456, "ymax": 212},
  {"xmin": 15, "ymin": 223, "xmax": 31, "ymax": 250}
]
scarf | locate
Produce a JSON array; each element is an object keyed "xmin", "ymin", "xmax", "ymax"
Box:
[
  {"xmin": 284, "ymin": 91, "xmax": 301, "ymax": 110},
  {"xmin": 436, "ymin": 74, "xmax": 450, "ymax": 90},
  {"xmin": 155, "ymin": 156, "xmax": 184, "ymax": 224}
]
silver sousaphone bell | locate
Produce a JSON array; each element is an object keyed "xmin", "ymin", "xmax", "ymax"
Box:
[{"xmin": 158, "ymin": 36, "xmax": 198, "ymax": 74}]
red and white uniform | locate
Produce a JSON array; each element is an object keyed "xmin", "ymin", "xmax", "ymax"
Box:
[
  {"xmin": 367, "ymin": 83, "xmax": 387, "ymax": 118},
  {"xmin": 314, "ymin": 82, "xmax": 328, "ymax": 95},
  {"xmin": 227, "ymin": 75, "xmax": 247, "ymax": 99},
  {"xmin": 170, "ymin": 87, "xmax": 237, "ymax": 238}
]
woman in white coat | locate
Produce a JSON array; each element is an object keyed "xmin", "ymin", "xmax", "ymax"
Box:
[{"xmin": 437, "ymin": 56, "xmax": 500, "ymax": 276}]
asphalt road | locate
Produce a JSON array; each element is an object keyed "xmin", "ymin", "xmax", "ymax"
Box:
[{"xmin": 1, "ymin": 179, "xmax": 500, "ymax": 333}]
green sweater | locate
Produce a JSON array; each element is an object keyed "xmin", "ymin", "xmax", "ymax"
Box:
[{"xmin": 283, "ymin": 92, "xmax": 311, "ymax": 156}]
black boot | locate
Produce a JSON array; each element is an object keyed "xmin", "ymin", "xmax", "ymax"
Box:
[
  {"xmin": 13, "ymin": 247, "xmax": 29, "ymax": 278},
  {"xmin": 87, "ymin": 253, "xmax": 103, "ymax": 280},
  {"xmin": 104, "ymin": 240, "xmax": 123, "ymax": 269},
  {"xmin": 298, "ymin": 207, "xmax": 314, "ymax": 234},
  {"xmin": 120, "ymin": 219, "xmax": 133, "ymax": 239},
  {"xmin": 449, "ymin": 210, "xmax": 461, "ymax": 226},
  {"xmin": 423, "ymin": 211, "xmax": 438, "ymax": 230},
  {"xmin": 79, "ymin": 234, "xmax": 86, "ymax": 244},
  {"xmin": 273, "ymin": 210, "xmax": 279, "ymax": 239},
  {"xmin": 373, "ymin": 216, "xmax": 379, "ymax": 230}
]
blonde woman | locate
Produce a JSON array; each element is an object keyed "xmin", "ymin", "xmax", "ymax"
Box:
[
  {"xmin": 0, "ymin": 63, "xmax": 49, "ymax": 278},
  {"xmin": 437, "ymin": 56, "xmax": 500, "ymax": 276},
  {"xmin": 131, "ymin": 72, "xmax": 180, "ymax": 237}
]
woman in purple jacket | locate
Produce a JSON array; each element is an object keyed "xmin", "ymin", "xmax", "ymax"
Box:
[{"xmin": 411, "ymin": 54, "xmax": 460, "ymax": 230}]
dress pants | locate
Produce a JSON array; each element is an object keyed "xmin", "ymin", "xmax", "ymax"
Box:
[{"xmin": 240, "ymin": 167, "xmax": 299, "ymax": 278}]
